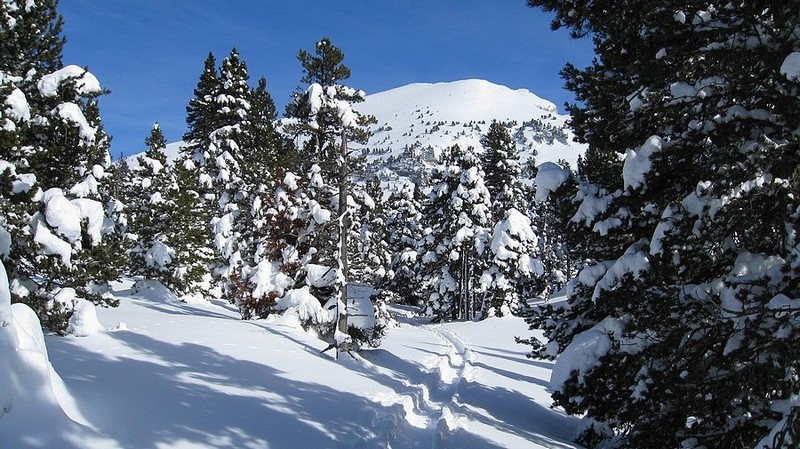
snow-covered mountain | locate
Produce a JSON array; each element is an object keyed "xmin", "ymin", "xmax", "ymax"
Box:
[
  {"xmin": 127, "ymin": 79, "xmax": 585, "ymax": 179},
  {"xmin": 356, "ymin": 79, "xmax": 583, "ymax": 181}
]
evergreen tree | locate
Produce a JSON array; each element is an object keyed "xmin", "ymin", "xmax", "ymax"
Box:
[
  {"xmin": 349, "ymin": 176, "xmax": 390, "ymax": 286},
  {"xmin": 480, "ymin": 121, "xmax": 527, "ymax": 217},
  {"xmin": 284, "ymin": 37, "xmax": 373, "ymax": 175},
  {"xmin": 419, "ymin": 144, "xmax": 492, "ymax": 321},
  {"xmin": 127, "ymin": 124, "xmax": 175, "ymax": 284},
  {"xmin": 523, "ymin": 1, "xmax": 800, "ymax": 448},
  {"xmin": 383, "ymin": 180, "xmax": 425, "ymax": 305},
  {"xmin": 0, "ymin": 0, "xmax": 123, "ymax": 332},
  {"xmin": 284, "ymin": 38, "xmax": 377, "ymax": 353},
  {"xmin": 244, "ymin": 76, "xmax": 283, "ymax": 180},
  {"xmin": 183, "ymin": 52, "xmax": 220, "ymax": 154},
  {"xmin": 206, "ymin": 48, "xmax": 251, "ymax": 293},
  {"xmin": 479, "ymin": 121, "xmax": 545, "ymax": 313},
  {"xmin": 164, "ymin": 155, "xmax": 215, "ymax": 298}
]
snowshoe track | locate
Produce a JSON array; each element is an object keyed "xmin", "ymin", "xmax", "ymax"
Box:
[{"xmin": 365, "ymin": 324, "xmax": 477, "ymax": 448}]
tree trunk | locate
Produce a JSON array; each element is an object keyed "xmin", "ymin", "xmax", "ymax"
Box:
[{"xmin": 336, "ymin": 128, "xmax": 349, "ymax": 351}]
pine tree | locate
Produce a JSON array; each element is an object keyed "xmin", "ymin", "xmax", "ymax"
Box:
[
  {"xmin": 164, "ymin": 155, "xmax": 215, "ymax": 298},
  {"xmin": 479, "ymin": 121, "xmax": 545, "ymax": 313},
  {"xmin": 349, "ymin": 176, "xmax": 390, "ymax": 286},
  {"xmin": 183, "ymin": 52, "xmax": 220, "ymax": 154},
  {"xmin": 244, "ymin": 76, "xmax": 284, "ymax": 178},
  {"xmin": 384, "ymin": 180, "xmax": 425, "ymax": 305},
  {"xmin": 127, "ymin": 124, "xmax": 175, "ymax": 284},
  {"xmin": 0, "ymin": 0, "xmax": 124, "ymax": 332},
  {"xmin": 524, "ymin": 1, "xmax": 800, "ymax": 448},
  {"xmin": 480, "ymin": 121, "xmax": 527, "ymax": 217},
  {"xmin": 284, "ymin": 38, "xmax": 377, "ymax": 353},
  {"xmin": 420, "ymin": 144, "xmax": 492, "ymax": 321}
]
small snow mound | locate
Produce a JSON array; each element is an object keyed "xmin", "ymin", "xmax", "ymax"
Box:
[
  {"xmin": 534, "ymin": 162, "xmax": 571, "ymax": 203},
  {"xmin": 780, "ymin": 52, "xmax": 800, "ymax": 81},
  {"xmin": 134, "ymin": 279, "xmax": 180, "ymax": 304},
  {"xmin": 67, "ymin": 298, "xmax": 104, "ymax": 337}
]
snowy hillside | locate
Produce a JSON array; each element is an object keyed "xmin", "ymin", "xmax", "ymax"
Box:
[
  {"xmin": 356, "ymin": 79, "xmax": 584, "ymax": 181},
  {"xmin": 0, "ymin": 279, "xmax": 582, "ymax": 448},
  {"xmin": 127, "ymin": 80, "xmax": 585, "ymax": 177}
]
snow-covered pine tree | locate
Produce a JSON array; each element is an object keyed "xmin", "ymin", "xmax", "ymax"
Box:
[
  {"xmin": 177, "ymin": 48, "xmax": 257, "ymax": 300},
  {"xmin": 532, "ymin": 161, "xmax": 577, "ymax": 294},
  {"xmin": 420, "ymin": 144, "xmax": 492, "ymax": 321},
  {"xmin": 349, "ymin": 176, "xmax": 390, "ymax": 287},
  {"xmin": 480, "ymin": 121, "xmax": 528, "ymax": 217},
  {"xmin": 484, "ymin": 208, "xmax": 544, "ymax": 316},
  {"xmin": 164, "ymin": 156, "xmax": 215, "ymax": 299},
  {"xmin": 205, "ymin": 48, "xmax": 252, "ymax": 294},
  {"xmin": 168, "ymin": 52, "xmax": 224, "ymax": 299},
  {"xmin": 479, "ymin": 121, "xmax": 544, "ymax": 314},
  {"xmin": 126, "ymin": 124, "xmax": 176, "ymax": 284},
  {"xmin": 524, "ymin": 1, "xmax": 800, "ymax": 448},
  {"xmin": 0, "ymin": 0, "xmax": 124, "ymax": 332},
  {"xmin": 383, "ymin": 180, "xmax": 425, "ymax": 306},
  {"xmin": 284, "ymin": 37, "xmax": 377, "ymax": 352}
]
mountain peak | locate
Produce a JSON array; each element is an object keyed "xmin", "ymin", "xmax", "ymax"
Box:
[{"xmin": 359, "ymin": 79, "xmax": 558, "ymax": 125}]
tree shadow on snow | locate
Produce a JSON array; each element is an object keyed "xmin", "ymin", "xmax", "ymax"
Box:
[
  {"xmin": 455, "ymin": 381, "xmax": 581, "ymax": 448},
  {"xmin": 47, "ymin": 331, "xmax": 387, "ymax": 449}
]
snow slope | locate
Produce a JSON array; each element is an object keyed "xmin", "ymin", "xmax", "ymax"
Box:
[
  {"xmin": 2, "ymin": 279, "xmax": 581, "ymax": 448},
  {"xmin": 357, "ymin": 79, "xmax": 584, "ymax": 180}
]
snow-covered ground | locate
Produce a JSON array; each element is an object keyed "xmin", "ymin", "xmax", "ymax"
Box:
[{"xmin": 2, "ymin": 279, "xmax": 581, "ymax": 448}]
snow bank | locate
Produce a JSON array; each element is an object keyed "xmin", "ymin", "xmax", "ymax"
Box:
[
  {"xmin": 0, "ymin": 261, "xmax": 92, "ymax": 435},
  {"xmin": 534, "ymin": 162, "xmax": 571, "ymax": 203},
  {"xmin": 67, "ymin": 297, "xmax": 104, "ymax": 337}
]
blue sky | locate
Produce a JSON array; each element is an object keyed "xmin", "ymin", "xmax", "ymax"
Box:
[{"xmin": 59, "ymin": 0, "xmax": 594, "ymax": 158}]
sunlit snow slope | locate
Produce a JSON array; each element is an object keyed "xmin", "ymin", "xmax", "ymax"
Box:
[
  {"xmin": 0, "ymin": 280, "xmax": 583, "ymax": 449},
  {"xmin": 356, "ymin": 79, "xmax": 584, "ymax": 180}
]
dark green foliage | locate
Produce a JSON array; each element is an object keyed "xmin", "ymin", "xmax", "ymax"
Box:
[
  {"xmin": 0, "ymin": 0, "xmax": 64, "ymax": 89},
  {"xmin": 525, "ymin": 1, "xmax": 800, "ymax": 447},
  {"xmin": 480, "ymin": 121, "xmax": 527, "ymax": 217},
  {"xmin": 183, "ymin": 52, "xmax": 220, "ymax": 151}
]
